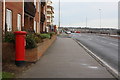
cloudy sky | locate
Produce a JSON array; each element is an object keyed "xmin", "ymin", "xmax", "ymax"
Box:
[{"xmin": 51, "ymin": 0, "xmax": 119, "ymax": 29}]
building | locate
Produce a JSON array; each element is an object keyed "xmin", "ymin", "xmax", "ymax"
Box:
[
  {"xmin": 2, "ymin": 1, "xmax": 24, "ymax": 35},
  {"xmin": 24, "ymin": 0, "xmax": 41, "ymax": 33},
  {"xmin": 46, "ymin": 0, "xmax": 54, "ymax": 32},
  {"xmin": 34, "ymin": 0, "xmax": 41, "ymax": 33},
  {"xmin": 2, "ymin": 0, "xmax": 49, "ymax": 34},
  {"xmin": 40, "ymin": 0, "xmax": 47, "ymax": 33},
  {"xmin": 24, "ymin": 1, "xmax": 36, "ymax": 32},
  {"xmin": 0, "ymin": 1, "xmax": 2, "ymax": 32}
]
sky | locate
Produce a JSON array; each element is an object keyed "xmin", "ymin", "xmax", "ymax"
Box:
[{"xmin": 51, "ymin": 0, "xmax": 119, "ymax": 29}]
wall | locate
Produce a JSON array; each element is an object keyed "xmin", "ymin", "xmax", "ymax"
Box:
[
  {"xmin": 2, "ymin": 43, "xmax": 15, "ymax": 62},
  {"xmin": 26, "ymin": 35, "xmax": 57, "ymax": 62}
]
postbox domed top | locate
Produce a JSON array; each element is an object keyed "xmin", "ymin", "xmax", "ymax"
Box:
[{"xmin": 14, "ymin": 31, "xmax": 27, "ymax": 35}]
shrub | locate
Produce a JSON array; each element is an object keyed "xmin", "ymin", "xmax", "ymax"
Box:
[
  {"xmin": 2, "ymin": 72, "xmax": 15, "ymax": 78},
  {"xmin": 4, "ymin": 32, "xmax": 15, "ymax": 43},
  {"xmin": 48, "ymin": 32, "xmax": 55, "ymax": 37},
  {"xmin": 4, "ymin": 32, "xmax": 44, "ymax": 49},
  {"xmin": 26, "ymin": 34, "xmax": 37, "ymax": 49},
  {"xmin": 40, "ymin": 34, "xmax": 50, "ymax": 39},
  {"xmin": 34, "ymin": 33, "xmax": 43, "ymax": 43},
  {"xmin": 50, "ymin": 32, "xmax": 56, "ymax": 35},
  {"xmin": 34, "ymin": 36, "xmax": 43, "ymax": 43}
]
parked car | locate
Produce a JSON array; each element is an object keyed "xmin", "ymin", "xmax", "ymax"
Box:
[
  {"xmin": 75, "ymin": 31, "xmax": 80, "ymax": 33},
  {"xmin": 66, "ymin": 31, "xmax": 71, "ymax": 34},
  {"xmin": 71, "ymin": 31, "xmax": 75, "ymax": 33}
]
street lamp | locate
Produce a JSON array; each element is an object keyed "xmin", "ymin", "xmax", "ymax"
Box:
[
  {"xmin": 86, "ymin": 16, "xmax": 87, "ymax": 28},
  {"xmin": 86, "ymin": 16, "xmax": 89, "ymax": 33},
  {"xmin": 59, "ymin": 0, "xmax": 60, "ymax": 28},
  {"xmin": 99, "ymin": 9, "xmax": 101, "ymax": 29},
  {"xmin": 99, "ymin": 9, "xmax": 101, "ymax": 34}
]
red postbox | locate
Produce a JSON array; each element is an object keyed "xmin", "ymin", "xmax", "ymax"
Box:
[{"xmin": 14, "ymin": 31, "xmax": 27, "ymax": 66}]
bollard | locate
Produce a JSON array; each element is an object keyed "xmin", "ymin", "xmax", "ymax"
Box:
[{"xmin": 14, "ymin": 31, "xmax": 27, "ymax": 66}]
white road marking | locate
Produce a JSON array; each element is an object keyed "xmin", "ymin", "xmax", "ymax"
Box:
[
  {"xmin": 101, "ymin": 37, "xmax": 106, "ymax": 39},
  {"xmin": 81, "ymin": 64, "xmax": 88, "ymax": 66},
  {"xmin": 110, "ymin": 43, "xmax": 118, "ymax": 47},
  {"xmin": 101, "ymin": 40, "xmax": 106, "ymax": 43},
  {"xmin": 88, "ymin": 66, "xmax": 98, "ymax": 69}
]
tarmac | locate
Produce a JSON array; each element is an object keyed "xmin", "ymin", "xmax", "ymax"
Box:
[{"xmin": 18, "ymin": 36, "xmax": 115, "ymax": 78}]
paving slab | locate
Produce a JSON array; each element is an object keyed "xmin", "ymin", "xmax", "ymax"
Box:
[{"xmin": 19, "ymin": 37, "xmax": 114, "ymax": 78}]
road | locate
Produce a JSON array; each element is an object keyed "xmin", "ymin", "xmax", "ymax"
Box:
[{"xmin": 70, "ymin": 33, "xmax": 118, "ymax": 72}]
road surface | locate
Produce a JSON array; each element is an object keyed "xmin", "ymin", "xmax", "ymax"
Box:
[{"xmin": 71, "ymin": 33, "xmax": 118, "ymax": 72}]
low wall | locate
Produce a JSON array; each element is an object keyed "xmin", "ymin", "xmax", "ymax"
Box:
[
  {"xmin": 2, "ymin": 35, "xmax": 57, "ymax": 63},
  {"xmin": 25, "ymin": 35, "xmax": 57, "ymax": 62},
  {"xmin": 2, "ymin": 43, "xmax": 15, "ymax": 62}
]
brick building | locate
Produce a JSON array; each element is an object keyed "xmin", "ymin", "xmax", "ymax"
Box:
[
  {"xmin": 24, "ymin": 0, "xmax": 41, "ymax": 33},
  {"xmin": 2, "ymin": 0, "xmax": 52, "ymax": 34},
  {"xmin": 24, "ymin": 2, "xmax": 36, "ymax": 32},
  {"xmin": 2, "ymin": 1, "xmax": 24, "ymax": 34},
  {"xmin": 40, "ymin": 0, "xmax": 47, "ymax": 33},
  {"xmin": 0, "ymin": 1, "xmax": 2, "ymax": 32}
]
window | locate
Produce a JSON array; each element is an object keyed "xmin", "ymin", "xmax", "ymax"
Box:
[
  {"xmin": 6, "ymin": 9, "xmax": 12, "ymax": 31},
  {"xmin": 17, "ymin": 14, "xmax": 21, "ymax": 31},
  {"xmin": 34, "ymin": 21, "xmax": 36, "ymax": 33}
]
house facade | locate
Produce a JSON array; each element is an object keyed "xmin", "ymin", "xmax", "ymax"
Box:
[
  {"xmin": 24, "ymin": 2, "xmax": 36, "ymax": 32},
  {"xmin": 40, "ymin": 0, "xmax": 47, "ymax": 33},
  {"xmin": 2, "ymin": 0, "xmax": 53, "ymax": 35},
  {"xmin": 2, "ymin": 1, "xmax": 24, "ymax": 35}
]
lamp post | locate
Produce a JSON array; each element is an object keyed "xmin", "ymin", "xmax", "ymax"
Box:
[
  {"xmin": 99, "ymin": 9, "xmax": 101, "ymax": 33},
  {"xmin": 86, "ymin": 16, "xmax": 89, "ymax": 33},
  {"xmin": 59, "ymin": 0, "xmax": 60, "ymax": 28},
  {"xmin": 99, "ymin": 9, "xmax": 101, "ymax": 28},
  {"xmin": 86, "ymin": 16, "xmax": 87, "ymax": 28}
]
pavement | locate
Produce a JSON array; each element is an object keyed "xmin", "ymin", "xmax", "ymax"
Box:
[{"xmin": 18, "ymin": 36, "xmax": 115, "ymax": 78}]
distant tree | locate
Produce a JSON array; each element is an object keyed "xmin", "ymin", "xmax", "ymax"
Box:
[{"xmin": 64, "ymin": 28, "xmax": 68, "ymax": 31}]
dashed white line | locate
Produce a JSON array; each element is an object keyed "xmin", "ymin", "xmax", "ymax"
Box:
[
  {"xmin": 110, "ymin": 43, "xmax": 118, "ymax": 47},
  {"xmin": 101, "ymin": 40, "xmax": 106, "ymax": 43}
]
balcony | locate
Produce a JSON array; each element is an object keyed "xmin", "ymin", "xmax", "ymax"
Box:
[
  {"xmin": 47, "ymin": 8, "xmax": 51, "ymax": 12},
  {"xmin": 24, "ymin": 2, "xmax": 36, "ymax": 17},
  {"xmin": 52, "ymin": 15, "xmax": 54, "ymax": 18}
]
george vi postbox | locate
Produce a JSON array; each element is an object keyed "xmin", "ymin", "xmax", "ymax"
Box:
[{"xmin": 14, "ymin": 31, "xmax": 27, "ymax": 66}]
